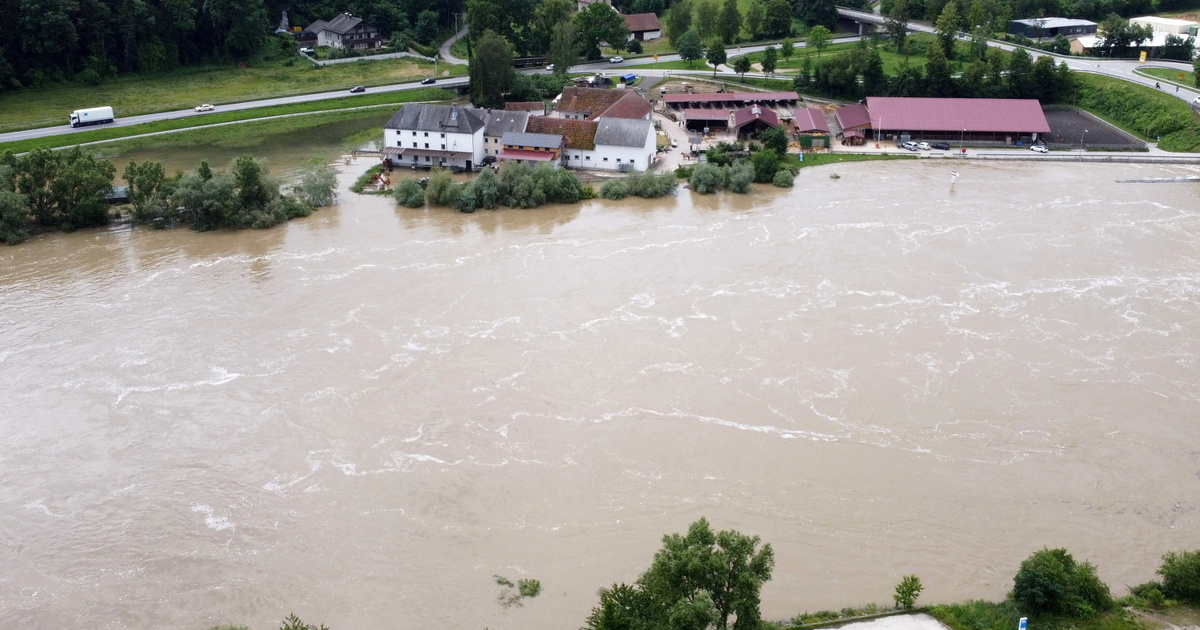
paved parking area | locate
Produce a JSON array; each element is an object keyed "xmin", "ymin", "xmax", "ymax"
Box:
[
  {"xmin": 1042, "ymin": 109, "xmax": 1143, "ymax": 149},
  {"xmin": 832, "ymin": 613, "xmax": 954, "ymax": 630}
]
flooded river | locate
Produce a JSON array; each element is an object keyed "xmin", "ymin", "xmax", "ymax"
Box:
[{"xmin": 2, "ymin": 160, "xmax": 1199, "ymax": 630}]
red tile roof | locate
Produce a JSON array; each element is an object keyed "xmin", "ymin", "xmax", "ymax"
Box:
[
  {"xmin": 835, "ymin": 103, "xmax": 871, "ymax": 130},
  {"xmin": 602, "ymin": 91, "xmax": 653, "ymax": 120},
  {"xmin": 555, "ymin": 87, "xmax": 651, "ymax": 120},
  {"xmin": 505, "ymin": 101, "xmax": 546, "ymax": 112},
  {"xmin": 732, "ymin": 104, "xmax": 779, "ymax": 129},
  {"xmin": 623, "ymin": 12, "xmax": 661, "ymax": 32},
  {"xmin": 793, "ymin": 107, "xmax": 830, "ymax": 134},
  {"xmin": 865, "ymin": 97, "xmax": 1051, "ymax": 133},
  {"xmin": 526, "ymin": 117, "xmax": 598, "ymax": 150}
]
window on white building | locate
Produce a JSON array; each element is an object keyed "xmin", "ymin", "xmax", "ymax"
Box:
[
  {"xmin": 412, "ymin": 142, "xmax": 417, "ymax": 148},
  {"xmin": 603, "ymin": 157, "xmax": 608, "ymax": 161}
]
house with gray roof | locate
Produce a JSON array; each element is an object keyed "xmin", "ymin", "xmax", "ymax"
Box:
[
  {"xmin": 480, "ymin": 109, "xmax": 531, "ymax": 159},
  {"xmin": 383, "ymin": 104, "xmax": 486, "ymax": 171},
  {"xmin": 498, "ymin": 131, "xmax": 565, "ymax": 167},
  {"xmin": 590, "ymin": 117, "xmax": 656, "ymax": 172},
  {"xmin": 304, "ymin": 13, "xmax": 383, "ymax": 51}
]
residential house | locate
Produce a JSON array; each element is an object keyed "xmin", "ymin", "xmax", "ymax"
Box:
[
  {"xmin": 527, "ymin": 117, "xmax": 599, "ymax": 169},
  {"xmin": 552, "ymin": 87, "xmax": 653, "ymax": 121},
  {"xmin": 383, "ymin": 104, "xmax": 486, "ymax": 171},
  {"xmin": 592, "ymin": 117, "xmax": 656, "ymax": 171},
  {"xmin": 623, "ymin": 13, "xmax": 662, "ymax": 41},
  {"xmin": 304, "ymin": 13, "xmax": 384, "ymax": 51},
  {"xmin": 498, "ymin": 132, "xmax": 566, "ymax": 167},
  {"xmin": 481, "ymin": 109, "xmax": 531, "ymax": 158}
]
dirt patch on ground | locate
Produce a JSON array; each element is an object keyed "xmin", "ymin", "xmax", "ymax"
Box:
[{"xmin": 1042, "ymin": 108, "xmax": 1144, "ymax": 149}]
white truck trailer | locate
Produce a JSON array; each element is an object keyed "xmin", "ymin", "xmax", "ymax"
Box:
[{"xmin": 69, "ymin": 106, "xmax": 115, "ymax": 128}]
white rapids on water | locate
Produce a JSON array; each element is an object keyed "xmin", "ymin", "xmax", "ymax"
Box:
[{"xmin": 1, "ymin": 160, "xmax": 1199, "ymax": 630}]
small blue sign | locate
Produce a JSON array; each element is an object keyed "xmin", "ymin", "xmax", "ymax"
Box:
[{"xmin": 1019, "ymin": 617, "xmax": 1028, "ymax": 630}]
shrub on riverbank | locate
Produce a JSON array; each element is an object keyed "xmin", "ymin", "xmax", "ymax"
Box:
[
  {"xmin": 1012, "ymin": 548, "xmax": 1113, "ymax": 618},
  {"xmin": 399, "ymin": 163, "xmax": 588, "ymax": 213},
  {"xmin": 393, "ymin": 178, "xmax": 425, "ymax": 208},
  {"xmin": 1160, "ymin": 549, "xmax": 1200, "ymax": 604},
  {"xmin": 599, "ymin": 171, "xmax": 677, "ymax": 200},
  {"xmin": 1075, "ymin": 74, "xmax": 1200, "ymax": 152}
]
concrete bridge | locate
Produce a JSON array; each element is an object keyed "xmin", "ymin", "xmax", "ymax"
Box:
[{"xmin": 835, "ymin": 5, "xmax": 937, "ymax": 35}]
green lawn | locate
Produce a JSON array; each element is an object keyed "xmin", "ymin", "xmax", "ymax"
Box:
[
  {"xmin": 1141, "ymin": 67, "xmax": 1197, "ymax": 88},
  {"xmin": 0, "ymin": 88, "xmax": 453, "ymax": 154},
  {"xmin": 1075, "ymin": 72, "xmax": 1200, "ymax": 151},
  {"xmin": 737, "ymin": 34, "xmax": 994, "ymax": 74},
  {"xmin": 0, "ymin": 58, "xmax": 464, "ymax": 133}
]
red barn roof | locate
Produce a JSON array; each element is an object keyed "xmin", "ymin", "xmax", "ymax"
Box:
[
  {"xmin": 623, "ymin": 12, "xmax": 661, "ymax": 33},
  {"xmin": 835, "ymin": 103, "xmax": 871, "ymax": 130},
  {"xmin": 865, "ymin": 97, "xmax": 1051, "ymax": 133},
  {"xmin": 793, "ymin": 107, "xmax": 830, "ymax": 134},
  {"xmin": 732, "ymin": 104, "xmax": 779, "ymax": 129}
]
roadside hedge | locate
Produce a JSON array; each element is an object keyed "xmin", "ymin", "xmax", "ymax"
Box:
[{"xmin": 1075, "ymin": 74, "xmax": 1200, "ymax": 152}]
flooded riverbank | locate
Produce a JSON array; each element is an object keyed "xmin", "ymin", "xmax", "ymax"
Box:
[{"xmin": 2, "ymin": 160, "xmax": 1199, "ymax": 630}]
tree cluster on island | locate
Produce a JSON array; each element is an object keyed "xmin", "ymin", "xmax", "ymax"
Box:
[{"xmin": 0, "ymin": 149, "xmax": 336, "ymax": 245}]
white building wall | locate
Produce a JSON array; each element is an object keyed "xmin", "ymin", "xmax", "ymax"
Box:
[{"xmin": 384, "ymin": 127, "xmax": 485, "ymax": 169}]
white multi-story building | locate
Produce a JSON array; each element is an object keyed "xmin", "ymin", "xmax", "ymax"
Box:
[
  {"xmin": 589, "ymin": 118, "xmax": 656, "ymax": 172},
  {"xmin": 383, "ymin": 104, "xmax": 485, "ymax": 171}
]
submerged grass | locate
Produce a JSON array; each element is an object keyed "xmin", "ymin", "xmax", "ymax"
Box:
[{"xmin": 0, "ymin": 88, "xmax": 452, "ymax": 154}]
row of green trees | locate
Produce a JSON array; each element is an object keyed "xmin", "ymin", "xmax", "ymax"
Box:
[
  {"xmin": 0, "ymin": 149, "xmax": 335, "ymax": 245},
  {"xmin": 0, "ymin": 0, "xmax": 464, "ymax": 91},
  {"xmin": 395, "ymin": 162, "xmax": 588, "ymax": 213},
  {"xmin": 686, "ymin": 129, "xmax": 798, "ymax": 194},
  {"xmin": 792, "ymin": 40, "xmax": 1076, "ymax": 103}
]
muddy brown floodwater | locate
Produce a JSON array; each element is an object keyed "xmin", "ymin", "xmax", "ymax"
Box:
[{"xmin": 2, "ymin": 160, "xmax": 1200, "ymax": 630}]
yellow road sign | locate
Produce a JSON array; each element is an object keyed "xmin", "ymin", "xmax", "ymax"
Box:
[{"xmin": 1139, "ymin": 51, "xmax": 1147, "ymax": 64}]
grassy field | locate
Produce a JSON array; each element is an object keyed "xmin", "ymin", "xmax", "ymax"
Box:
[
  {"xmin": 736, "ymin": 34, "xmax": 992, "ymax": 74},
  {"xmin": 1140, "ymin": 67, "xmax": 1197, "ymax": 88},
  {"xmin": 1075, "ymin": 72, "xmax": 1200, "ymax": 152},
  {"xmin": 0, "ymin": 58, "xmax": 464, "ymax": 133},
  {"xmin": 0, "ymin": 88, "xmax": 453, "ymax": 154}
]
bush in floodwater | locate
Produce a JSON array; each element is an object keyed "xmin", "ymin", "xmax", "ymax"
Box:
[
  {"xmin": 495, "ymin": 161, "xmax": 585, "ymax": 208},
  {"xmin": 454, "ymin": 182, "xmax": 477, "ymax": 213},
  {"xmin": 518, "ymin": 578, "xmax": 541, "ymax": 598},
  {"xmin": 393, "ymin": 178, "xmax": 426, "ymax": 208},
  {"xmin": 726, "ymin": 162, "xmax": 755, "ymax": 194},
  {"xmin": 473, "ymin": 167, "xmax": 500, "ymax": 209},
  {"xmin": 295, "ymin": 164, "xmax": 337, "ymax": 208},
  {"xmin": 600, "ymin": 178, "xmax": 630, "ymax": 199},
  {"xmin": 626, "ymin": 171, "xmax": 677, "ymax": 198},
  {"xmin": 773, "ymin": 170, "xmax": 795, "ymax": 187},
  {"xmin": 751, "ymin": 149, "xmax": 780, "ymax": 183},
  {"xmin": 424, "ymin": 168, "xmax": 455, "ymax": 206},
  {"xmin": 688, "ymin": 162, "xmax": 726, "ymax": 194},
  {"xmin": 279, "ymin": 613, "xmax": 328, "ymax": 630}
]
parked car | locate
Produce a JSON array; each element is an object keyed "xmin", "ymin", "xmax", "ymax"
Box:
[
  {"xmin": 1030, "ymin": 144, "xmax": 1049, "ymax": 153},
  {"xmin": 194, "ymin": 104, "xmax": 215, "ymax": 112},
  {"xmin": 609, "ymin": 56, "xmax": 624, "ymax": 64},
  {"xmin": 299, "ymin": 47, "xmax": 314, "ymax": 54},
  {"xmin": 900, "ymin": 141, "xmax": 920, "ymax": 151},
  {"xmin": 421, "ymin": 78, "xmax": 436, "ymax": 85},
  {"xmin": 481, "ymin": 155, "xmax": 496, "ymax": 164},
  {"xmin": 350, "ymin": 86, "xmax": 366, "ymax": 93},
  {"xmin": 931, "ymin": 141, "xmax": 951, "ymax": 150},
  {"xmin": 917, "ymin": 142, "xmax": 931, "ymax": 150},
  {"xmin": 545, "ymin": 64, "xmax": 554, "ymax": 72}
]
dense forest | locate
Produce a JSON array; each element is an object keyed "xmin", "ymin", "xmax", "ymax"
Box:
[{"xmin": 0, "ymin": 0, "xmax": 465, "ymax": 91}]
